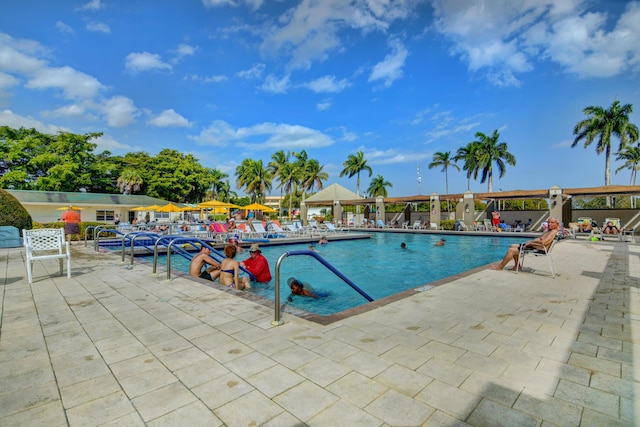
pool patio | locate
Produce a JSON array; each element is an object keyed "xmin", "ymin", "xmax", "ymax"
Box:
[{"xmin": 0, "ymin": 238, "xmax": 638, "ymax": 426}]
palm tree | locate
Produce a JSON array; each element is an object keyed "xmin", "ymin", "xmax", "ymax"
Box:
[
  {"xmin": 116, "ymin": 168, "xmax": 143, "ymax": 195},
  {"xmin": 277, "ymin": 162, "xmax": 301, "ymax": 219},
  {"xmin": 301, "ymin": 159, "xmax": 328, "ymax": 194},
  {"xmin": 429, "ymin": 151, "xmax": 460, "ymax": 195},
  {"xmin": 268, "ymin": 150, "xmax": 290, "ymax": 218},
  {"xmin": 454, "ymin": 143, "xmax": 480, "ymax": 191},
  {"xmin": 615, "ymin": 144, "xmax": 640, "ymax": 208},
  {"xmin": 471, "ymin": 130, "xmax": 516, "ymax": 193},
  {"xmin": 235, "ymin": 159, "xmax": 272, "ymax": 203},
  {"xmin": 573, "ymin": 100, "xmax": 639, "ymax": 188},
  {"xmin": 340, "ymin": 150, "xmax": 372, "ymax": 196},
  {"xmin": 206, "ymin": 168, "xmax": 228, "ymax": 200},
  {"xmin": 366, "ymin": 174, "xmax": 392, "ymax": 197},
  {"xmin": 216, "ymin": 179, "xmax": 236, "ymax": 202}
]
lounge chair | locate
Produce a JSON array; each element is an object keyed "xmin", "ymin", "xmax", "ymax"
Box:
[
  {"xmin": 376, "ymin": 219, "xmax": 388, "ymax": 228},
  {"xmin": 401, "ymin": 221, "xmax": 410, "ymax": 229},
  {"xmin": 250, "ymin": 222, "xmax": 269, "ymax": 238},
  {"xmin": 323, "ymin": 223, "xmax": 348, "ymax": 233},
  {"xmin": 411, "ymin": 220, "xmax": 423, "ymax": 229},
  {"xmin": 577, "ymin": 217, "xmax": 594, "ymax": 233}
]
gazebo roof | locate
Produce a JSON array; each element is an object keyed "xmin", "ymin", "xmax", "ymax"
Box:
[{"xmin": 305, "ymin": 183, "xmax": 364, "ymax": 205}]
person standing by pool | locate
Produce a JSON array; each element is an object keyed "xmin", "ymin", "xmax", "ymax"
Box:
[
  {"xmin": 61, "ymin": 208, "xmax": 81, "ymax": 243},
  {"xmin": 189, "ymin": 247, "xmax": 221, "ymax": 281},
  {"xmin": 287, "ymin": 277, "xmax": 318, "ymax": 298},
  {"xmin": 491, "ymin": 210, "xmax": 501, "ymax": 232},
  {"xmin": 240, "ymin": 243, "xmax": 271, "ymax": 282},
  {"xmin": 220, "ymin": 244, "xmax": 250, "ymax": 290},
  {"xmin": 490, "ymin": 217, "xmax": 559, "ymax": 271}
]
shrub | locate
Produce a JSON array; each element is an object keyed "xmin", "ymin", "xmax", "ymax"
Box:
[
  {"xmin": 0, "ymin": 189, "xmax": 32, "ymax": 231},
  {"xmin": 440, "ymin": 219, "xmax": 455, "ymax": 230}
]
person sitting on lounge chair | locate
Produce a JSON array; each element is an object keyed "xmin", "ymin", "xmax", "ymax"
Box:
[
  {"xmin": 490, "ymin": 217, "xmax": 559, "ymax": 271},
  {"xmin": 602, "ymin": 221, "xmax": 620, "ymax": 234}
]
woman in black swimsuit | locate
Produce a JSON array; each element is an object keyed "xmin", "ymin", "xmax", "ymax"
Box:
[{"xmin": 219, "ymin": 245, "xmax": 250, "ymax": 290}]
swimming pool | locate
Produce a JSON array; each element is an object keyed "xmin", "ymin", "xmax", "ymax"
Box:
[{"xmin": 152, "ymin": 232, "xmax": 522, "ymax": 316}]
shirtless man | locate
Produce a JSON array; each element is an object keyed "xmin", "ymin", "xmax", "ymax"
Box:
[
  {"xmin": 490, "ymin": 217, "xmax": 560, "ymax": 271},
  {"xmin": 189, "ymin": 247, "xmax": 221, "ymax": 281}
]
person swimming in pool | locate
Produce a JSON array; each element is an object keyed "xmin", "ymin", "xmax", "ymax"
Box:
[
  {"xmin": 287, "ymin": 277, "xmax": 318, "ymax": 298},
  {"xmin": 400, "ymin": 242, "xmax": 407, "ymax": 249},
  {"xmin": 435, "ymin": 238, "xmax": 445, "ymax": 246}
]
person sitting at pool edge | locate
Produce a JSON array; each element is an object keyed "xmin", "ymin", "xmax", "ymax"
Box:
[
  {"xmin": 240, "ymin": 243, "xmax": 272, "ymax": 282},
  {"xmin": 219, "ymin": 244, "xmax": 250, "ymax": 290},
  {"xmin": 490, "ymin": 217, "xmax": 560, "ymax": 271},
  {"xmin": 189, "ymin": 247, "xmax": 221, "ymax": 281},
  {"xmin": 288, "ymin": 277, "xmax": 318, "ymax": 298},
  {"xmin": 602, "ymin": 221, "xmax": 620, "ymax": 234}
]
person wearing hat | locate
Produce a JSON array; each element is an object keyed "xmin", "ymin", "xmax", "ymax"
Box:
[
  {"xmin": 287, "ymin": 277, "xmax": 318, "ymax": 298},
  {"xmin": 240, "ymin": 243, "xmax": 272, "ymax": 282}
]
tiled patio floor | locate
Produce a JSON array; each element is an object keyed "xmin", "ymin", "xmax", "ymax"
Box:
[{"xmin": 0, "ymin": 238, "xmax": 638, "ymax": 426}]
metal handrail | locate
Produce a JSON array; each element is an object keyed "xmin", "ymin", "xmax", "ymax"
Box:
[
  {"xmin": 91, "ymin": 226, "xmax": 120, "ymax": 250},
  {"xmin": 272, "ymin": 249, "xmax": 373, "ymax": 326}
]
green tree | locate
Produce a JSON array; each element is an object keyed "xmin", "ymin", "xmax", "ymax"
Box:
[
  {"xmin": 340, "ymin": 150, "xmax": 372, "ymax": 196},
  {"xmin": 268, "ymin": 150, "xmax": 290, "ymax": 218},
  {"xmin": 615, "ymin": 143, "xmax": 640, "ymax": 208},
  {"xmin": 454, "ymin": 143, "xmax": 480, "ymax": 191},
  {"xmin": 277, "ymin": 162, "xmax": 301, "ymax": 219},
  {"xmin": 428, "ymin": 151, "xmax": 460, "ymax": 195},
  {"xmin": 573, "ymin": 100, "xmax": 639, "ymax": 189},
  {"xmin": 366, "ymin": 174, "xmax": 392, "ymax": 197},
  {"xmin": 117, "ymin": 168, "xmax": 144, "ymax": 195},
  {"xmin": 235, "ymin": 158, "xmax": 272, "ymax": 203},
  {"xmin": 301, "ymin": 159, "xmax": 328, "ymax": 194},
  {"xmin": 471, "ymin": 130, "xmax": 516, "ymax": 193},
  {"xmin": 0, "ymin": 188, "xmax": 32, "ymax": 231},
  {"xmin": 145, "ymin": 149, "xmax": 212, "ymax": 203}
]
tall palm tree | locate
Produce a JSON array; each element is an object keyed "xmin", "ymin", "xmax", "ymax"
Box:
[
  {"xmin": 615, "ymin": 144, "xmax": 640, "ymax": 208},
  {"xmin": 277, "ymin": 162, "xmax": 301, "ymax": 219},
  {"xmin": 573, "ymin": 100, "xmax": 639, "ymax": 188},
  {"xmin": 216, "ymin": 179, "xmax": 236, "ymax": 202},
  {"xmin": 268, "ymin": 150, "xmax": 290, "ymax": 218},
  {"xmin": 454, "ymin": 143, "xmax": 480, "ymax": 191},
  {"xmin": 301, "ymin": 159, "xmax": 328, "ymax": 194},
  {"xmin": 366, "ymin": 174, "xmax": 392, "ymax": 197},
  {"xmin": 235, "ymin": 159, "xmax": 272, "ymax": 203},
  {"xmin": 428, "ymin": 151, "xmax": 460, "ymax": 195},
  {"xmin": 206, "ymin": 168, "xmax": 228, "ymax": 200},
  {"xmin": 471, "ymin": 130, "xmax": 516, "ymax": 193},
  {"xmin": 340, "ymin": 150, "xmax": 372, "ymax": 196},
  {"xmin": 116, "ymin": 168, "xmax": 143, "ymax": 195}
]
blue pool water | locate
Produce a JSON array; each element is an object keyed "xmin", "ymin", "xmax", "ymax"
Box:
[{"xmin": 149, "ymin": 232, "xmax": 523, "ymax": 316}]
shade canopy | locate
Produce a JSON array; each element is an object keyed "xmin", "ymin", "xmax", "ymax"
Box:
[
  {"xmin": 242, "ymin": 203, "xmax": 277, "ymax": 213},
  {"xmin": 198, "ymin": 200, "xmax": 240, "ymax": 209},
  {"xmin": 56, "ymin": 206, "xmax": 84, "ymax": 211},
  {"xmin": 156, "ymin": 203, "xmax": 184, "ymax": 213},
  {"xmin": 130, "ymin": 206, "xmax": 147, "ymax": 211}
]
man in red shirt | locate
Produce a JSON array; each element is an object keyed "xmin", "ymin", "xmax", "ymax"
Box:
[{"xmin": 240, "ymin": 243, "xmax": 272, "ymax": 283}]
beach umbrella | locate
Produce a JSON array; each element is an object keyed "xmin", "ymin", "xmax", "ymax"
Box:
[
  {"xmin": 198, "ymin": 200, "xmax": 240, "ymax": 209},
  {"xmin": 130, "ymin": 206, "xmax": 147, "ymax": 211},
  {"xmin": 156, "ymin": 203, "xmax": 184, "ymax": 213},
  {"xmin": 56, "ymin": 205, "xmax": 84, "ymax": 211},
  {"xmin": 242, "ymin": 203, "xmax": 277, "ymax": 213}
]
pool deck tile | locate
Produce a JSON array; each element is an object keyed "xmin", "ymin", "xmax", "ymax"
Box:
[{"xmin": 1, "ymin": 237, "xmax": 640, "ymax": 426}]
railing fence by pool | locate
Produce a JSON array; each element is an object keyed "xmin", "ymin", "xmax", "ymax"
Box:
[{"xmin": 272, "ymin": 249, "xmax": 373, "ymax": 326}]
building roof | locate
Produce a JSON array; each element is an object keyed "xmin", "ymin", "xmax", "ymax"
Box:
[
  {"xmin": 305, "ymin": 183, "xmax": 364, "ymax": 205},
  {"xmin": 6, "ymin": 190, "xmax": 172, "ymax": 207}
]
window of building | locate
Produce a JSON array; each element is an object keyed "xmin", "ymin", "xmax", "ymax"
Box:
[{"xmin": 96, "ymin": 210, "xmax": 115, "ymax": 221}]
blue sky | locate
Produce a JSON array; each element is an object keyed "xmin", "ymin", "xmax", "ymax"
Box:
[{"xmin": 1, "ymin": 0, "xmax": 639, "ymax": 198}]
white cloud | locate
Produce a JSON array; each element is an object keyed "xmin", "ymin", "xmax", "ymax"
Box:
[
  {"xmin": 93, "ymin": 134, "xmax": 140, "ymax": 153},
  {"xmin": 362, "ymin": 146, "xmax": 432, "ymax": 165},
  {"xmin": 173, "ymin": 43, "xmax": 197, "ymax": 63},
  {"xmin": 0, "ymin": 109, "xmax": 67, "ymax": 134},
  {"xmin": 260, "ymin": 0, "xmax": 414, "ymax": 70},
  {"xmin": 202, "ymin": 0, "xmax": 264, "ymax": 9},
  {"xmin": 43, "ymin": 103, "xmax": 88, "ymax": 119},
  {"xmin": 101, "ymin": 96, "xmax": 138, "ymax": 127},
  {"xmin": 204, "ymin": 75, "xmax": 228, "ymax": 83},
  {"xmin": 86, "ymin": 22, "xmax": 111, "ymax": 33},
  {"xmin": 302, "ymin": 75, "xmax": 350, "ymax": 93},
  {"xmin": 124, "ymin": 52, "xmax": 172, "ymax": 74},
  {"xmin": 317, "ymin": 99, "xmax": 331, "ymax": 111},
  {"xmin": 368, "ymin": 38, "xmax": 409, "ymax": 88},
  {"xmin": 236, "ymin": 63, "xmax": 265, "ymax": 79},
  {"xmin": 79, "ymin": 0, "xmax": 104, "ymax": 11},
  {"xmin": 190, "ymin": 120, "xmax": 334, "ymax": 150},
  {"xmin": 0, "ymin": 72, "xmax": 19, "ymax": 99},
  {"xmin": 431, "ymin": 0, "xmax": 640, "ymax": 84},
  {"xmin": 55, "ymin": 21, "xmax": 75, "ymax": 35},
  {"xmin": 147, "ymin": 109, "xmax": 192, "ymax": 128},
  {"xmin": 259, "ymin": 74, "xmax": 290, "ymax": 94},
  {"xmin": 27, "ymin": 65, "xmax": 104, "ymax": 99}
]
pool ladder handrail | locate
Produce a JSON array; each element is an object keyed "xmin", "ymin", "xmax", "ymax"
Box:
[{"xmin": 272, "ymin": 249, "xmax": 374, "ymax": 326}]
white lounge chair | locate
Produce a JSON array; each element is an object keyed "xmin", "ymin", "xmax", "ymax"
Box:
[
  {"xmin": 23, "ymin": 228, "xmax": 71, "ymax": 283},
  {"xmin": 376, "ymin": 219, "xmax": 388, "ymax": 228},
  {"xmin": 411, "ymin": 220, "xmax": 423, "ymax": 229}
]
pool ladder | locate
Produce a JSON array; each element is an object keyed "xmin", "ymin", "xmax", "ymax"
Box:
[{"xmin": 272, "ymin": 249, "xmax": 373, "ymax": 326}]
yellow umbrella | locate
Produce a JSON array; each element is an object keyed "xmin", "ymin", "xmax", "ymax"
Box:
[
  {"xmin": 144, "ymin": 205, "xmax": 163, "ymax": 211},
  {"xmin": 156, "ymin": 203, "xmax": 184, "ymax": 213},
  {"xmin": 130, "ymin": 206, "xmax": 147, "ymax": 211},
  {"xmin": 242, "ymin": 203, "xmax": 277, "ymax": 213},
  {"xmin": 198, "ymin": 200, "xmax": 240, "ymax": 209},
  {"xmin": 56, "ymin": 205, "xmax": 84, "ymax": 210}
]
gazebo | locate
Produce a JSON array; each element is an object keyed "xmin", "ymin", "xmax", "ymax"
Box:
[{"xmin": 302, "ymin": 183, "xmax": 364, "ymax": 225}]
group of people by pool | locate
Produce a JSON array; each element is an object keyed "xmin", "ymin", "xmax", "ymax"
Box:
[{"xmin": 189, "ymin": 241, "xmax": 320, "ymax": 298}]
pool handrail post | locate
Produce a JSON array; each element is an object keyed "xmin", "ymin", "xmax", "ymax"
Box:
[{"xmin": 272, "ymin": 252, "xmax": 287, "ymax": 326}]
